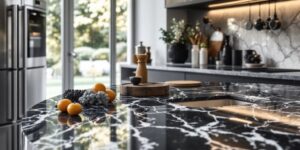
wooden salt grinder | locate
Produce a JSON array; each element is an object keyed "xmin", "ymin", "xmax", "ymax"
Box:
[{"xmin": 135, "ymin": 54, "xmax": 148, "ymax": 83}]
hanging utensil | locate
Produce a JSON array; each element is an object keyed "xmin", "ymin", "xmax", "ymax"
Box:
[
  {"xmin": 269, "ymin": 0, "xmax": 281, "ymax": 30},
  {"xmin": 245, "ymin": 4, "xmax": 253, "ymax": 30},
  {"xmin": 255, "ymin": 4, "xmax": 265, "ymax": 31},
  {"xmin": 265, "ymin": 0, "xmax": 272, "ymax": 30}
]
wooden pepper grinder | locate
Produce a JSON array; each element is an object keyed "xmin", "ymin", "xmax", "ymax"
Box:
[
  {"xmin": 136, "ymin": 54, "xmax": 148, "ymax": 83},
  {"xmin": 135, "ymin": 42, "xmax": 147, "ymax": 83}
]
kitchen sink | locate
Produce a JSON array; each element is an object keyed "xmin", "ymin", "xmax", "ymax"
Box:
[
  {"xmin": 175, "ymin": 99, "xmax": 251, "ymax": 108},
  {"xmin": 175, "ymin": 99, "xmax": 300, "ymax": 127}
]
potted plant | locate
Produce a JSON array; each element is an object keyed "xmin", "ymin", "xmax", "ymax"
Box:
[
  {"xmin": 160, "ymin": 18, "xmax": 188, "ymax": 63},
  {"xmin": 186, "ymin": 22, "xmax": 208, "ymax": 67},
  {"xmin": 187, "ymin": 22, "xmax": 201, "ymax": 67}
]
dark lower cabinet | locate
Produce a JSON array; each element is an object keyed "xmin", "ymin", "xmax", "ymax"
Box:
[
  {"xmin": 148, "ymin": 70, "xmax": 185, "ymax": 82},
  {"xmin": 121, "ymin": 66, "xmax": 300, "ymax": 86},
  {"xmin": 121, "ymin": 67, "xmax": 185, "ymax": 83}
]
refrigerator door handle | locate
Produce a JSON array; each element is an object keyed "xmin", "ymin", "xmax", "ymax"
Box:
[
  {"xmin": 12, "ymin": 5, "xmax": 18, "ymax": 69},
  {"xmin": 6, "ymin": 5, "xmax": 18, "ymax": 122},
  {"xmin": 18, "ymin": 6, "xmax": 24, "ymax": 68},
  {"xmin": 13, "ymin": 71, "xmax": 18, "ymax": 121},
  {"xmin": 7, "ymin": 5, "xmax": 18, "ymax": 69},
  {"xmin": 18, "ymin": 70, "xmax": 25, "ymax": 119},
  {"xmin": 23, "ymin": 6, "xmax": 28, "ymax": 68},
  {"xmin": 7, "ymin": 72, "xmax": 13, "ymax": 121}
]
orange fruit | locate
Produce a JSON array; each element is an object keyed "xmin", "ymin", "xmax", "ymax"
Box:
[
  {"xmin": 67, "ymin": 103, "xmax": 83, "ymax": 116},
  {"xmin": 57, "ymin": 99, "xmax": 72, "ymax": 112},
  {"xmin": 106, "ymin": 89, "xmax": 116, "ymax": 102},
  {"xmin": 92, "ymin": 83, "xmax": 106, "ymax": 93}
]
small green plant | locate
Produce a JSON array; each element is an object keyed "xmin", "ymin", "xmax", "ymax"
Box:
[
  {"xmin": 186, "ymin": 21, "xmax": 201, "ymax": 45},
  {"xmin": 186, "ymin": 21, "xmax": 207, "ymax": 46},
  {"xmin": 200, "ymin": 43, "xmax": 208, "ymax": 48},
  {"xmin": 159, "ymin": 28, "xmax": 174, "ymax": 44}
]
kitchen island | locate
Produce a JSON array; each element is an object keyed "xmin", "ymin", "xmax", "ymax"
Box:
[{"xmin": 21, "ymin": 82, "xmax": 300, "ymax": 149}]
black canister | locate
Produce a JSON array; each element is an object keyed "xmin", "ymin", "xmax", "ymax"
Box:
[
  {"xmin": 222, "ymin": 36, "xmax": 232, "ymax": 66},
  {"xmin": 232, "ymin": 50, "xmax": 242, "ymax": 66}
]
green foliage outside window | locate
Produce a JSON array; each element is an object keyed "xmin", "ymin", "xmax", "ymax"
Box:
[{"xmin": 46, "ymin": 0, "xmax": 128, "ymax": 69}]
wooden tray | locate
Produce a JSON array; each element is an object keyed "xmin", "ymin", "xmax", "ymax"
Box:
[
  {"xmin": 121, "ymin": 83, "xmax": 169, "ymax": 97},
  {"xmin": 165, "ymin": 80, "xmax": 202, "ymax": 88}
]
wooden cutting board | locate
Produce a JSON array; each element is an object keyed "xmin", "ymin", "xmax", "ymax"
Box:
[
  {"xmin": 121, "ymin": 83, "xmax": 169, "ymax": 97},
  {"xmin": 165, "ymin": 80, "xmax": 202, "ymax": 88}
]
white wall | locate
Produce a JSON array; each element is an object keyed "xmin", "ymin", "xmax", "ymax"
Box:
[{"xmin": 134, "ymin": 0, "xmax": 167, "ymax": 66}]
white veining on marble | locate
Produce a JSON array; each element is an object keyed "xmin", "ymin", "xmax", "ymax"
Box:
[{"xmin": 21, "ymin": 83, "xmax": 300, "ymax": 149}]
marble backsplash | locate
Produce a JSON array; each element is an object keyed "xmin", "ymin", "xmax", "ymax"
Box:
[{"xmin": 205, "ymin": 0, "xmax": 300, "ymax": 69}]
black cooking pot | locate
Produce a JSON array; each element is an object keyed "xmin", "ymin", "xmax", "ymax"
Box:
[
  {"xmin": 255, "ymin": 4, "xmax": 265, "ymax": 31},
  {"xmin": 269, "ymin": 1, "xmax": 281, "ymax": 30}
]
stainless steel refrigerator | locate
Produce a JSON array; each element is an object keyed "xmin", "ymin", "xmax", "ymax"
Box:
[
  {"xmin": 0, "ymin": 0, "xmax": 46, "ymax": 125},
  {"xmin": 0, "ymin": 0, "xmax": 46, "ymax": 149},
  {"xmin": 0, "ymin": 1, "xmax": 25, "ymax": 150},
  {"xmin": 0, "ymin": 0, "xmax": 24, "ymax": 125}
]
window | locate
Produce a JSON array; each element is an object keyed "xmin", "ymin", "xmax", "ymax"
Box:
[{"xmin": 46, "ymin": 0, "xmax": 129, "ymax": 98}]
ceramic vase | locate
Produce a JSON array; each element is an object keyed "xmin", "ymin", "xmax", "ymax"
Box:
[{"xmin": 168, "ymin": 43, "xmax": 188, "ymax": 63}]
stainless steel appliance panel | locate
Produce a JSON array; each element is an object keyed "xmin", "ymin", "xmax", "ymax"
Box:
[
  {"xmin": 1, "ymin": 3, "xmax": 19, "ymax": 70},
  {"xmin": 0, "ymin": 70, "xmax": 13, "ymax": 125},
  {"xmin": 0, "ymin": 0, "xmax": 7, "ymax": 69},
  {"xmin": 26, "ymin": 67, "xmax": 46, "ymax": 109},
  {"xmin": 0, "ymin": 125, "xmax": 13, "ymax": 150},
  {"xmin": 27, "ymin": 57, "xmax": 46, "ymax": 68},
  {"xmin": 24, "ymin": 6, "xmax": 46, "ymax": 68},
  {"xmin": 23, "ymin": 0, "xmax": 46, "ymax": 10},
  {"xmin": 0, "ymin": 124, "xmax": 24, "ymax": 150},
  {"xmin": 23, "ymin": 3, "xmax": 47, "ymax": 107},
  {"xmin": 6, "ymin": 0, "xmax": 21, "ymax": 6}
]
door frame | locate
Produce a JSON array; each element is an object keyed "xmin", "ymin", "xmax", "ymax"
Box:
[
  {"xmin": 110, "ymin": 0, "xmax": 117, "ymax": 87},
  {"xmin": 61, "ymin": 0, "xmax": 74, "ymax": 91},
  {"xmin": 61, "ymin": 0, "xmax": 117, "ymax": 91}
]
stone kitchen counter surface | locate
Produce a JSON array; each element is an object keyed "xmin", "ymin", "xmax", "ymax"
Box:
[
  {"xmin": 121, "ymin": 64, "xmax": 300, "ymax": 81},
  {"xmin": 21, "ymin": 83, "xmax": 300, "ymax": 150}
]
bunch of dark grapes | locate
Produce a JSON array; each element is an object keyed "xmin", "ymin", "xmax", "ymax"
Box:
[
  {"xmin": 78, "ymin": 90, "xmax": 108, "ymax": 107},
  {"xmin": 63, "ymin": 89, "xmax": 86, "ymax": 102}
]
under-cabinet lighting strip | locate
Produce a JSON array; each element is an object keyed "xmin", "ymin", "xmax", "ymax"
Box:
[{"xmin": 208, "ymin": 0, "xmax": 267, "ymax": 8}]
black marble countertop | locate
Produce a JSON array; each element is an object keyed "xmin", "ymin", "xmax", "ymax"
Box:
[
  {"xmin": 21, "ymin": 83, "xmax": 300, "ymax": 150},
  {"xmin": 121, "ymin": 63, "xmax": 300, "ymax": 81}
]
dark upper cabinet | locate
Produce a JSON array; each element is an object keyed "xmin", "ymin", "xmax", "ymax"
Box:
[
  {"xmin": 165, "ymin": 0, "xmax": 214, "ymax": 8},
  {"xmin": 165, "ymin": 0, "xmax": 278, "ymax": 9}
]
